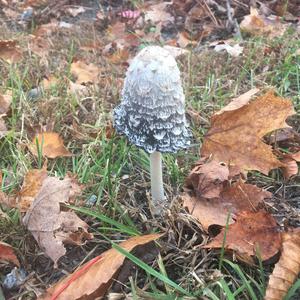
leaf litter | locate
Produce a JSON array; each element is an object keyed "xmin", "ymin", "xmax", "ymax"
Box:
[{"xmin": 23, "ymin": 176, "xmax": 93, "ymax": 266}]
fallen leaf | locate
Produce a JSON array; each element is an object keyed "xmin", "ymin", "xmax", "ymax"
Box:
[
  {"xmin": 183, "ymin": 180, "xmax": 271, "ymax": 231},
  {"xmin": 144, "ymin": 2, "xmax": 174, "ymax": 24},
  {"xmin": 0, "ymin": 92, "xmax": 12, "ymax": 114},
  {"xmin": 213, "ymin": 42, "xmax": 243, "ymax": 57},
  {"xmin": 201, "ymin": 91, "xmax": 295, "ymax": 176},
  {"xmin": 0, "ymin": 242, "xmax": 20, "ymax": 266},
  {"xmin": 64, "ymin": 172, "xmax": 84, "ymax": 204},
  {"xmin": 240, "ymin": 7, "xmax": 287, "ymax": 38},
  {"xmin": 186, "ymin": 160, "xmax": 229, "ymax": 199},
  {"xmin": 70, "ymin": 61, "xmax": 101, "ymax": 84},
  {"xmin": 0, "ymin": 40, "xmax": 23, "ymax": 63},
  {"xmin": 177, "ymin": 30, "xmax": 199, "ymax": 48},
  {"xmin": 17, "ymin": 168, "xmax": 48, "ymax": 212},
  {"xmin": 216, "ymin": 88, "xmax": 260, "ymax": 115},
  {"xmin": 41, "ymin": 234, "xmax": 162, "ymax": 300},
  {"xmin": 265, "ymin": 228, "xmax": 300, "ymax": 300},
  {"xmin": 281, "ymin": 151, "xmax": 300, "ymax": 179},
  {"xmin": 28, "ymin": 132, "xmax": 72, "ymax": 159},
  {"xmin": 23, "ymin": 177, "xmax": 93, "ymax": 265},
  {"xmin": 204, "ymin": 211, "xmax": 281, "ymax": 262},
  {"xmin": 163, "ymin": 45, "xmax": 189, "ymax": 58},
  {"xmin": 107, "ymin": 49, "xmax": 130, "ymax": 65}
]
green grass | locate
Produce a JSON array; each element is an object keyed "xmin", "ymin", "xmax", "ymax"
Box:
[{"xmin": 0, "ymin": 25, "xmax": 299, "ymax": 299}]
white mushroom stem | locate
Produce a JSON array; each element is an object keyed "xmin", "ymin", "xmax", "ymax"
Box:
[{"xmin": 150, "ymin": 151, "xmax": 165, "ymax": 214}]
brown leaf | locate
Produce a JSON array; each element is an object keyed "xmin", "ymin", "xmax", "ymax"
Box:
[
  {"xmin": 183, "ymin": 180, "xmax": 271, "ymax": 231},
  {"xmin": 201, "ymin": 91, "xmax": 295, "ymax": 176},
  {"xmin": 107, "ymin": 49, "xmax": 130, "ymax": 65},
  {"xmin": 28, "ymin": 132, "xmax": 72, "ymax": 159},
  {"xmin": 17, "ymin": 167, "xmax": 48, "ymax": 212},
  {"xmin": 204, "ymin": 211, "xmax": 281, "ymax": 262},
  {"xmin": 0, "ymin": 40, "xmax": 23, "ymax": 63},
  {"xmin": 216, "ymin": 88, "xmax": 260, "ymax": 115},
  {"xmin": 186, "ymin": 160, "xmax": 229, "ymax": 199},
  {"xmin": 41, "ymin": 234, "xmax": 162, "ymax": 300},
  {"xmin": 70, "ymin": 60, "xmax": 101, "ymax": 84},
  {"xmin": 265, "ymin": 228, "xmax": 300, "ymax": 300},
  {"xmin": 23, "ymin": 177, "xmax": 93, "ymax": 265},
  {"xmin": 144, "ymin": 2, "xmax": 174, "ymax": 24},
  {"xmin": 240, "ymin": 7, "xmax": 287, "ymax": 38},
  {"xmin": 0, "ymin": 242, "xmax": 20, "ymax": 266},
  {"xmin": 0, "ymin": 92, "xmax": 12, "ymax": 114}
]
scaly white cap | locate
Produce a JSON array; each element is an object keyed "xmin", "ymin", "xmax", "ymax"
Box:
[{"xmin": 113, "ymin": 46, "xmax": 191, "ymax": 153}]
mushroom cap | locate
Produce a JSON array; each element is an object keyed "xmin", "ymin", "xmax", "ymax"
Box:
[{"xmin": 113, "ymin": 46, "xmax": 191, "ymax": 153}]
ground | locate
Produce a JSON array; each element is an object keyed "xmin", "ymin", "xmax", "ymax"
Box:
[{"xmin": 0, "ymin": 1, "xmax": 299, "ymax": 299}]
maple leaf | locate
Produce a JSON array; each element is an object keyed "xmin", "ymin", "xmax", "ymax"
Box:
[
  {"xmin": 183, "ymin": 179, "xmax": 271, "ymax": 231},
  {"xmin": 28, "ymin": 132, "xmax": 72, "ymax": 159},
  {"xmin": 0, "ymin": 242, "xmax": 20, "ymax": 266},
  {"xmin": 265, "ymin": 228, "xmax": 300, "ymax": 300},
  {"xmin": 23, "ymin": 177, "xmax": 93, "ymax": 265},
  {"xmin": 201, "ymin": 91, "xmax": 295, "ymax": 176},
  {"xmin": 40, "ymin": 234, "xmax": 162, "ymax": 299},
  {"xmin": 204, "ymin": 211, "xmax": 281, "ymax": 263}
]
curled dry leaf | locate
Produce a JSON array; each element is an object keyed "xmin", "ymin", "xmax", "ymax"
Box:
[
  {"xmin": 204, "ymin": 211, "xmax": 281, "ymax": 263},
  {"xmin": 17, "ymin": 167, "xmax": 48, "ymax": 212},
  {"xmin": 216, "ymin": 88, "xmax": 259, "ymax": 114},
  {"xmin": 183, "ymin": 179, "xmax": 271, "ymax": 231},
  {"xmin": 28, "ymin": 132, "xmax": 72, "ymax": 159},
  {"xmin": 0, "ymin": 242, "xmax": 20, "ymax": 266},
  {"xmin": 281, "ymin": 151, "xmax": 300, "ymax": 179},
  {"xmin": 265, "ymin": 228, "xmax": 300, "ymax": 300},
  {"xmin": 41, "ymin": 234, "xmax": 162, "ymax": 300},
  {"xmin": 70, "ymin": 60, "xmax": 101, "ymax": 84},
  {"xmin": 23, "ymin": 177, "xmax": 93, "ymax": 265},
  {"xmin": 201, "ymin": 91, "xmax": 295, "ymax": 177},
  {"xmin": 240, "ymin": 7, "xmax": 287, "ymax": 38},
  {"xmin": 0, "ymin": 40, "xmax": 23, "ymax": 63},
  {"xmin": 186, "ymin": 159, "xmax": 229, "ymax": 199}
]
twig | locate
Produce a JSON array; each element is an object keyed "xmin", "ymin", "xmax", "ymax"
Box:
[{"xmin": 226, "ymin": 0, "xmax": 242, "ymax": 39}]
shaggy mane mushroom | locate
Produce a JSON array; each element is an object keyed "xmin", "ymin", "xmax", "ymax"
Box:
[{"xmin": 113, "ymin": 46, "xmax": 191, "ymax": 215}]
